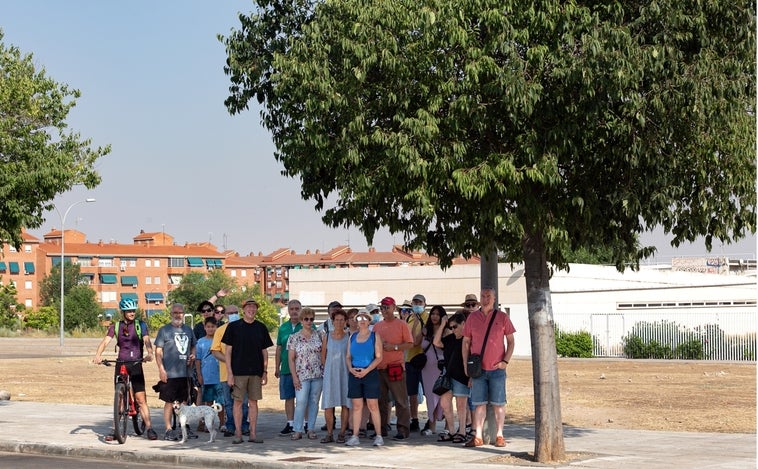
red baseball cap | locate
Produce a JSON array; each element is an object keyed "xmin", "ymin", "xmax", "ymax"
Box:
[{"xmin": 380, "ymin": 296, "xmax": 396, "ymax": 306}]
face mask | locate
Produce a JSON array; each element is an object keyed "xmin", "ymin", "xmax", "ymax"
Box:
[
  {"xmin": 412, "ymin": 305, "xmax": 424, "ymax": 314},
  {"xmin": 372, "ymin": 313, "xmax": 381, "ymax": 323}
]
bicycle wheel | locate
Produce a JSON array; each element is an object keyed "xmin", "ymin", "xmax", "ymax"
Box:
[{"xmin": 113, "ymin": 382, "xmax": 128, "ymax": 444}]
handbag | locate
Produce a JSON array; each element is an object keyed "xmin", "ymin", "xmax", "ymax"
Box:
[
  {"xmin": 467, "ymin": 310, "xmax": 498, "ymax": 379},
  {"xmin": 409, "ymin": 352, "xmax": 427, "ymax": 369},
  {"xmin": 433, "ymin": 372, "xmax": 451, "ymax": 395}
]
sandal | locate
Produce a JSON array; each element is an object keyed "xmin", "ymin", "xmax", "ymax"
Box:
[
  {"xmin": 307, "ymin": 431, "xmax": 318, "ymax": 440},
  {"xmin": 451, "ymin": 433, "xmax": 467, "ymax": 444},
  {"xmin": 336, "ymin": 433, "xmax": 346, "ymax": 444},
  {"xmin": 358, "ymin": 429, "xmax": 367, "ymax": 438},
  {"xmin": 437, "ymin": 432, "xmax": 453, "ymax": 442},
  {"xmin": 464, "ymin": 436, "xmax": 483, "ymax": 448},
  {"xmin": 494, "ymin": 436, "xmax": 507, "ymax": 447},
  {"xmin": 320, "ymin": 434, "xmax": 334, "ymax": 444},
  {"xmin": 291, "ymin": 432, "xmax": 303, "ymax": 440}
]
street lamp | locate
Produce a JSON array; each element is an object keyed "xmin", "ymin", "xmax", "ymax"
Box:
[{"xmin": 55, "ymin": 198, "xmax": 96, "ymax": 347}]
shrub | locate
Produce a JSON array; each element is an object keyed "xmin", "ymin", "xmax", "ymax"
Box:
[{"xmin": 555, "ymin": 327, "xmax": 593, "ymax": 358}]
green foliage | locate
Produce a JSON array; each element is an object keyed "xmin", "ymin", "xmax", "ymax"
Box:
[
  {"xmin": 147, "ymin": 310, "xmax": 170, "ymax": 332},
  {"xmin": 0, "ymin": 30, "xmax": 108, "ymax": 250},
  {"xmin": 221, "ymin": 1, "xmax": 755, "ymax": 271},
  {"xmin": 64, "ymin": 284, "xmax": 102, "ymax": 330},
  {"xmin": 167, "ymin": 270, "xmax": 235, "ymax": 312},
  {"xmin": 0, "ymin": 280, "xmax": 20, "ymax": 328},
  {"xmin": 623, "ymin": 320, "xmax": 703, "ymax": 359},
  {"xmin": 39, "ymin": 262, "xmax": 82, "ymax": 307},
  {"xmin": 23, "ymin": 306, "xmax": 58, "ymax": 331},
  {"xmin": 555, "ymin": 327, "xmax": 594, "ymax": 358}
]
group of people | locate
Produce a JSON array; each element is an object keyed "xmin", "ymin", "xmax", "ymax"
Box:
[
  {"xmin": 275, "ymin": 288, "xmax": 516, "ymax": 448},
  {"xmin": 93, "ymin": 287, "xmax": 516, "ymax": 449}
]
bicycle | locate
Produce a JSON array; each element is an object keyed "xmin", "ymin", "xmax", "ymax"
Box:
[{"xmin": 100, "ymin": 359, "xmax": 146, "ymax": 443}]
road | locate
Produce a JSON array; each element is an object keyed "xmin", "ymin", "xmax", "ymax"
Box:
[{"xmin": 0, "ymin": 451, "xmax": 156, "ymax": 468}]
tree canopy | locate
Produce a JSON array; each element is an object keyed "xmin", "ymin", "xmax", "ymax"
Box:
[
  {"xmin": 222, "ymin": 0, "xmax": 755, "ymax": 270},
  {"xmin": 0, "ymin": 31, "xmax": 108, "ymax": 249},
  {"xmin": 221, "ymin": 0, "xmax": 755, "ymax": 460}
]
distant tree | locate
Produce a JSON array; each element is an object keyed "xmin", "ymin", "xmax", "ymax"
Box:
[
  {"xmin": 0, "ymin": 280, "xmax": 20, "ymax": 329},
  {"xmin": 39, "ymin": 262, "xmax": 82, "ymax": 307},
  {"xmin": 0, "ymin": 30, "xmax": 109, "ymax": 250},
  {"xmin": 166, "ymin": 270, "xmax": 236, "ymax": 312},
  {"xmin": 222, "ymin": 1, "xmax": 755, "ymax": 461},
  {"xmin": 64, "ymin": 284, "xmax": 101, "ymax": 330}
]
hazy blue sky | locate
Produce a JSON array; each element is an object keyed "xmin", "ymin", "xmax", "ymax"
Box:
[{"xmin": 2, "ymin": 1, "xmax": 755, "ymax": 263}]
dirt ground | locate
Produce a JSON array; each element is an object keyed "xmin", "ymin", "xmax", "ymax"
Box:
[{"xmin": 1, "ymin": 355, "xmax": 753, "ymax": 434}]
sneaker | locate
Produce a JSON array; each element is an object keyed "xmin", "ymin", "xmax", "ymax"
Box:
[
  {"xmin": 409, "ymin": 418, "xmax": 419, "ymax": 432},
  {"xmin": 345, "ymin": 435, "xmax": 360, "ymax": 446},
  {"xmin": 279, "ymin": 423, "xmax": 294, "ymax": 436},
  {"xmin": 392, "ymin": 433, "xmax": 407, "ymax": 441},
  {"xmin": 372, "ymin": 435, "xmax": 384, "ymax": 446},
  {"xmin": 146, "ymin": 428, "xmax": 158, "ymax": 441},
  {"xmin": 223, "ymin": 427, "xmax": 234, "ymax": 437},
  {"xmin": 164, "ymin": 429, "xmax": 178, "ymax": 441},
  {"xmin": 421, "ymin": 428, "xmax": 433, "ymax": 436}
]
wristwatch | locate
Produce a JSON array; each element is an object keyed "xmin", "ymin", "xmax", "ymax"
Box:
[{"xmin": 394, "ymin": 345, "xmax": 398, "ymax": 351}]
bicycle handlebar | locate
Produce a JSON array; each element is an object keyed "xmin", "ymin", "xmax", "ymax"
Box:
[{"xmin": 100, "ymin": 358, "xmax": 145, "ymax": 367}]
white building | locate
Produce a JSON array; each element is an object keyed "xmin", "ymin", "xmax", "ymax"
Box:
[{"xmin": 290, "ymin": 262, "xmax": 756, "ymax": 360}]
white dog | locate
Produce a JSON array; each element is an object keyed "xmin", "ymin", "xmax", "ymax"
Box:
[{"xmin": 172, "ymin": 401, "xmax": 222, "ymax": 443}]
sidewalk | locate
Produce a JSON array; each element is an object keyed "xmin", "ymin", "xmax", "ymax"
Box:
[{"xmin": 0, "ymin": 400, "xmax": 753, "ymax": 468}]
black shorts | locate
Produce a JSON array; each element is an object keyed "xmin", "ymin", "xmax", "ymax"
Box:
[
  {"xmin": 159, "ymin": 377, "xmax": 190, "ymax": 403},
  {"xmin": 115, "ymin": 362, "xmax": 146, "ymax": 394}
]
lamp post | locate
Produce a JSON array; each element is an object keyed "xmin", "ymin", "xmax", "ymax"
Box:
[{"xmin": 56, "ymin": 198, "xmax": 96, "ymax": 347}]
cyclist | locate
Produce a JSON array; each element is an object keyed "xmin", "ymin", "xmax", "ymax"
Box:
[{"xmin": 94, "ymin": 298, "xmax": 158, "ymax": 440}]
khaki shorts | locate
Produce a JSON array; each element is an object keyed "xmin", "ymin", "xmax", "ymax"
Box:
[{"xmin": 232, "ymin": 375, "xmax": 262, "ymax": 401}]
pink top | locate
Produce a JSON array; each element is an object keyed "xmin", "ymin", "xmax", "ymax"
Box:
[
  {"xmin": 462, "ymin": 309, "xmax": 516, "ymax": 371},
  {"xmin": 373, "ymin": 318, "xmax": 413, "ymax": 369}
]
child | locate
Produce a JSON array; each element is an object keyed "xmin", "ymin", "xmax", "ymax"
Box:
[{"xmin": 195, "ymin": 316, "xmax": 223, "ymax": 432}]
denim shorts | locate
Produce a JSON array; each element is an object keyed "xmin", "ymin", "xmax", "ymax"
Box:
[
  {"xmin": 202, "ymin": 383, "xmax": 224, "ymax": 403},
  {"xmin": 279, "ymin": 373, "xmax": 295, "ymax": 400},
  {"xmin": 469, "ymin": 368, "xmax": 506, "ymax": 406},
  {"xmin": 451, "ymin": 378, "xmax": 470, "ymax": 398}
]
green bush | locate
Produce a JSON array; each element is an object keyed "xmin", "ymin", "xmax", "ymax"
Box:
[
  {"xmin": 555, "ymin": 327, "xmax": 593, "ymax": 358},
  {"xmin": 24, "ymin": 306, "xmax": 59, "ymax": 330}
]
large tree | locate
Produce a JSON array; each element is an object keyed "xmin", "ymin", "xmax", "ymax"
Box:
[
  {"xmin": 0, "ymin": 31, "xmax": 108, "ymax": 249},
  {"xmin": 221, "ymin": 1, "xmax": 756, "ymax": 461}
]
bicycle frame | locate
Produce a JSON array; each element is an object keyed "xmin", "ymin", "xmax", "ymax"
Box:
[{"xmin": 101, "ymin": 359, "xmax": 145, "ymax": 443}]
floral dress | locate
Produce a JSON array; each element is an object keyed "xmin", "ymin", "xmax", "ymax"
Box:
[{"xmin": 287, "ymin": 330, "xmax": 325, "ymax": 380}]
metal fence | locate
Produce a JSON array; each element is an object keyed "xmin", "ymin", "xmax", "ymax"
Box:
[{"xmin": 556, "ymin": 310, "xmax": 757, "ymax": 361}]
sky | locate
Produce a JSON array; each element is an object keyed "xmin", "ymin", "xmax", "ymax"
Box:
[{"xmin": 2, "ymin": 1, "xmax": 755, "ymax": 264}]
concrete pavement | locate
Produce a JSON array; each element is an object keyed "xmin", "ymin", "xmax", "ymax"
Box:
[{"xmin": 0, "ymin": 400, "xmax": 753, "ymax": 468}]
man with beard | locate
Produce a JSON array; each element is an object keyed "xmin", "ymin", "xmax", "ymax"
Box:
[{"xmin": 155, "ymin": 303, "xmax": 197, "ymax": 440}]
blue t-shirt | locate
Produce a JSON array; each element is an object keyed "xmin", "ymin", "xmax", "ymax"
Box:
[
  {"xmin": 350, "ymin": 331, "xmax": 376, "ymax": 368},
  {"xmin": 197, "ymin": 337, "xmax": 220, "ymax": 385}
]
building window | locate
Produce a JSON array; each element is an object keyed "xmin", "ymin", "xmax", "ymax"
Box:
[
  {"xmin": 241, "ymin": 270, "xmax": 247, "ymax": 277},
  {"xmin": 169, "ymin": 275, "xmax": 182, "ymax": 285},
  {"xmin": 145, "ymin": 259, "xmax": 152, "ymax": 267},
  {"xmin": 169, "ymin": 258, "xmax": 184, "ymax": 268},
  {"xmin": 24, "ymin": 281, "xmax": 32, "ymax": 290},
  {"xmin": 25, "ymin": 299, "xmax": 32, "ymax": 307},
  {"xmin": 76, "ymin": 258, "xmax": 92, "ymax": 267},
  {"xmin": 154, "ymin": 259, "xmax": 160, "ymax": 267},
  {"xmin": 145, "ymin": 277, "xmax": 152, "ymax": 285},
  {"xmin": 8, "ymin": 246, "xmax": 16, "ymax": 252},
  {"xmin": 230, "ymin": 270, "xmax": 237, "ymax": 277},
  {"xmin": 98, "ymin": 259, "xmax": 113, "ymax": 267},
  {"xmin": 101, "ymin": 291, "xmax": 117, "ymax": 302},
  {"xmin": 130, "ymin": 260, "xmax": 136, "ymax": 267},
  {"xmin": 153, "ymin": 276, "xmax": 160, "ymax": 285},
  {"xmin": 276, "ymin": 281, "xmax": 282, "ymax": 288},
  {"xmin": 24, "ymin": 245, "xmax": 32, "ymax": 253}
]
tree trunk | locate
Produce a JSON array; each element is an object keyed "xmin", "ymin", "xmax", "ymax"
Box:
[
  {"xmin": 479, "ymin": 244, "xmax": 498, "ymax": 445},
  {"xmin": 522, "ymin": 231, "xmax": 565, "ymax": 462}
]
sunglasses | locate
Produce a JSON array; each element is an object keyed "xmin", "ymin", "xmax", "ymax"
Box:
[
  {"xmin": 449, "ymin": 324, "xmax": 460, "ymax": 330},
  {"xmin": 202, "ymin": 308, "xmax": 213, "ymax": 313},
  {"xmin": 400, "ymin": 308, "xmax": 411, "ymax": 313},
  {"xmin": 214, "ymin": 310, "xmax": 225, "ymax": 314},
  {"xmin": 464, "ymin": 303, "xmax": 478, "ymax": 307},
  {"xmin": 302, "ymin": 317, "xmax": 315, "ymax": 322}
]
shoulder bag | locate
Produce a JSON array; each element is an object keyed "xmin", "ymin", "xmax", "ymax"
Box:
[{"xmin": 466, "ymin": 310, "xmax": 498, "ymax": 378}]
